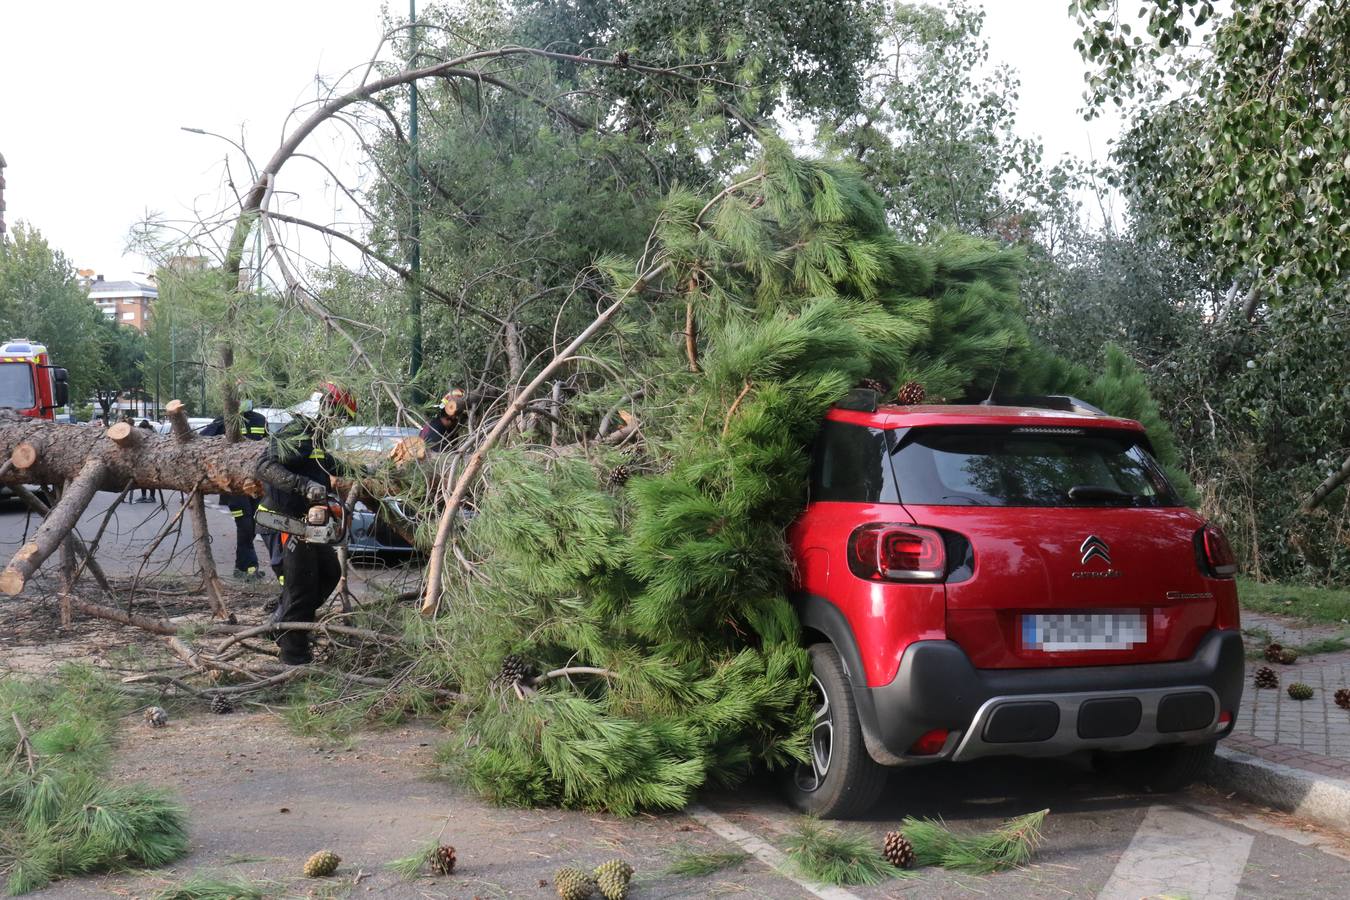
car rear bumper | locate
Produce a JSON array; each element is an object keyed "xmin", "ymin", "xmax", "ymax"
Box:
[{"xmin": 857, "ymin": 629, "xmax": 1245, "ymax": 766}]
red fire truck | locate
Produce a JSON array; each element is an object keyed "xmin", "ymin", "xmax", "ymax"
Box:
[{"xmin": 0, "ymin": 340, "xmax": 69, "ymax": 419}]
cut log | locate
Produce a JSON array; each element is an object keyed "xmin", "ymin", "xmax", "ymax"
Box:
[
  {"xmin": 0, "ymin": 460, "xmax": 107, "ymax": 596},
  {"xmin": 12, "ymin": 484, "xmax": 113, "ymax": 594},
  {"xmin": 0, "ymin": 407, "xmax": 438, "ymax": 600},
  {"xmin": 161, "ymin": 402, "xmax": 229, "ymax": 619},
  {"xmin": 0, "ymin": 412, "xmax": 268, "ymax": 495}
]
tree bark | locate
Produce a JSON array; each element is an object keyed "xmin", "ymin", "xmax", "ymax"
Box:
[
  {"xmin": 0, "ymin": 413, "xmax": 268, "ymax": 495},
  {"xmin": 166, "ymin": 401, "xmax": 229, "ymax": 619},
  {"xmin": 0, "ymin": 460, "xmax": 109, "ymax": 596},
  {"xmin": 1304, "ymin": 452, "xmax": 1350, "ymax": 511}
]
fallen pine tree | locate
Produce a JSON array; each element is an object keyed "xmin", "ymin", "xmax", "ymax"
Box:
[
  {"xmin": 388, "ymin": 142, "xmax": 1194, "ymax": 813},
  {"xmin": 1, "ymin": 142, "xmax": 1190, "ymax": 818}
]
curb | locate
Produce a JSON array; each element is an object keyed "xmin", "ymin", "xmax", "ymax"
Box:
[{"xmin": 1207, "ymin": 746, "xmax": 1350, "ymax": 832}]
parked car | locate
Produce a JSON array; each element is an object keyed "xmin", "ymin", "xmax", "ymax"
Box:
[
  {"xmin": 786, "ymin": 392, "xmax": 1242, "ymax": 817},
  {"xmin": 329, "ymin": 426, "xmax": 421, "ymax": 563}
]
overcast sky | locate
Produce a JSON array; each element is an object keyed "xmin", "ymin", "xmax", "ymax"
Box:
[{"xmin": 0, "ymin": 1, "xmax": 1120, "ymax": 280}]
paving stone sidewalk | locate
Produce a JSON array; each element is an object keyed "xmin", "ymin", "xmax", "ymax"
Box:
[{"xmin": 1232, "ymin": 611, "xmax": 1350, "ymax": 769}]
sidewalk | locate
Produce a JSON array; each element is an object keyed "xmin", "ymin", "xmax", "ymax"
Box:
[{"xmin": 1206, "ymin": 611, "xmax": 1350, "ymax": 830}]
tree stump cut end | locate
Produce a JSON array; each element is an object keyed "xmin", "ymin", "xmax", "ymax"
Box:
[
  {"xmin": 10, "ymin": 443, "xmax": 37, "ymax": 470},
  {"xmin": 107, "ymin": 422, "xmax": 142, "ymax": 447}
]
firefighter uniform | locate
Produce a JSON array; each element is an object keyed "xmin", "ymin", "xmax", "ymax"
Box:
[
  {"xmin": 419, "ymin": 388, "xmax": 467, "ymax": 451},
  {"xmin": 258, "ymin": 417, "xmax": 342, "ymax": 665},
  {"xmin": 200, "ymin": 409, "xmax": 270, "ymax": 575}
]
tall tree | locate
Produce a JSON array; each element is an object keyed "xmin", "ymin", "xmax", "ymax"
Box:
[
  {"xmin": 0, "ymin": 223, "xmax": 107, "ymax": 400},
  {"xmin": 1071, "ymin": 0, "xmax": 1349, "ymax": 310}
]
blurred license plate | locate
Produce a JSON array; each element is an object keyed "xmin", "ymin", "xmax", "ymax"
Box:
[{"xmin": 1022, "ymin": 612, "xmax": 1147, "ymax": 651}]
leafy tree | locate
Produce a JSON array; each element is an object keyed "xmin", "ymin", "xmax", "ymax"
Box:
[
  {"xmin": 0, "ymin": 223, "xmax": 107, "ymax": 400},
  {"xmin": 824, "ymin": 2, "xmax": 1078, "ymax": 246},
  {"xmin": 1072, "ymin": 0, "xmax": 1349, "ymax": 304}
]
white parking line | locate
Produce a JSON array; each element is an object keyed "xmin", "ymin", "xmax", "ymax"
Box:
[
  {"xmin": 1098, "ymin": 806, "xmax": 1254, "ymax": 900},
  {"xmin": 686, "ymin": 804, "xmax": 865, "ymax": 900}
]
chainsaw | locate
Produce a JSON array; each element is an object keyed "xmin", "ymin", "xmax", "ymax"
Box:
[{"xmin": 256, "ymin": 501, "xmax": 347, "ymax": 545}]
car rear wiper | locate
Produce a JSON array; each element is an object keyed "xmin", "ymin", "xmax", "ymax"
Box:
[{"xmin": 1066, "ymin": 484, "xmax": 1136, "ymax": 503}]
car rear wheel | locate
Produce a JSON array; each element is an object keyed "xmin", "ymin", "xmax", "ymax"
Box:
[
  {"xmin": 1097, "ymin": 740, "xmax": 1216, "ymax": 793},
  {"xmin": 785, "ymin": 643, "xmax": 887, "ymax": 818}
]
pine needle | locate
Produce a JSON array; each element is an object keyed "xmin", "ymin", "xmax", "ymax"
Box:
[
  {"xmin": 782, "ymin": 820, "xmax": 907, "ymax": 886},
  {"xmin": 153, "ymin": 873, "xmax": 277, "ymax": 899},
  {"xmin": 0, "ymin": 667, "xmax": 190, "ymax": 894},
  {"xmin": 664, "ymin": 848, "xmax": 749, "ymax": 877},
  {"xmin": 385, "ymin": 841, "xmax": 438, "ymax": 880},
  {"xmin": 901, "ymin": 809, "xmax": 1048, "ymax": 874}
]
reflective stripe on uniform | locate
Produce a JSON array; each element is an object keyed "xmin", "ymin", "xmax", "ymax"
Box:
[
  {"xmin": 309, "ymin": 450, "xmax": 326, "ymax": 459},
  {"xmin": 248, "ymin": 427, "xmax": 268, "ymax": 435},
  {"xmin": 231, "ymin": 509, "xmax": 244, "ymax": 518}
]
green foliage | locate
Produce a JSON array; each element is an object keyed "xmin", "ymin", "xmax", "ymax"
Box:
[
  {"xmin": 0, "ymin": 224, "xmax": 108, "ymax": 401},
  {"xmin": 901, "ymin": 809, "xmax": 1047, "ymax": 874},
  {"xmin": 664, "ymin": 849, "xmax": 749, "ymax": 877},
  {"xmin": 825, "ymin": 2, "xmax": 1082, "ymax": 248},
  {"xmin": 385, "ymin": 841, "xmax": 438, "ymax": 880},
  {"xmin": 152, "ymin": 873, "xmax": 277, "ymax": 900},
  {"xmin": 1074, "ymin": 0, "xmax": 1349, "ymax": 299},
  {"xmin": 782, "ymin": 820, "xmax": 901, "ymax": 887},
  {"xmin": 402, "ymin": 146, "xmax": 1185, "ymax": 815},
  {"xmin": 0, "ymin": 667, "xmax": 189, "ymax": 895},
  {"xmin": 1238, "ymin": 577, "xmax": 1350, "ymax": 626}
]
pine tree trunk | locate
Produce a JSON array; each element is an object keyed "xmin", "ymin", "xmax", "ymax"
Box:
[{"xmin": 0, "ymin": 414, "xmax": 268, "ymax": 495}]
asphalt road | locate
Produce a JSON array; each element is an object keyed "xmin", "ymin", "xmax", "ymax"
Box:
[
  {"xmin": 36, "ymin": 715, "xmax": 1350, "ymax": 899},
  {"xmin": 6, "ymin": 495, "xmax": 1348, "ymax": 898},
  {"xmin": 0, "ymin": 488, "xmax": 244, "ymax": 582}
]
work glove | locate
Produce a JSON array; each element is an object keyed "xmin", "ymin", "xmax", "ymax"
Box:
[{"xmin": 302, "ymin": 480, "xmax": 328, "ymax": 504}]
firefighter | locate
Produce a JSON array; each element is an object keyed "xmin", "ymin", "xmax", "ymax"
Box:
[
  {"xmin": 419, "ymin": 387, "xmax": 467, "ymax": 451},
  {"xmin": 200, "ymin": 401, "xmax": 271, "ymax": 577},
  {"xmin": 256, "ymin": 383, "xmax": 355, "ymax": 665}
]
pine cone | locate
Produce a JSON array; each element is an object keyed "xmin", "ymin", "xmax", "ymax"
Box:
[
  {"xmin": 593, "ymin": 859, "xmax": 633, "ymax": 900},
  {"xmin": 607, "ymin": 464, "xmax": 632, "ymax": 488},
  {"xmin": 896, "ymin": 381, "xmax": 926, "ymax": 405},
  {"xmin": 497, "ymin": 654, "xmax": 536, "ymax": 687},
  {"xmin": 1288, "ymin": 682, "xmax": 1314, "ymax": 701},
  {"xmin": 1336, "ymin": 688, "xmax": 1350, "ymax": 710},
  {"xmin": 1279, "ymin": 648, "xmax": 1299, "ymax": 665},
  {"xmin": 210, "ymin": 694, "xmax": 234, "ymax": 715},
  {"xmin": 1264, "ymin": 642, "xmax": 1284, "ymax": 662},
  {"xmin": 857, "ymin": 378, "xmax": 887, "ymax": 394},
  {"xmin": 553, "ymin": 866, "xmax": 595, "ymax": 900},
  {"xmin": 144, "ymin": 706, "xmax": 168, "ymax": 728},
  {"xmin": 303, "ymin": 850, "xmax": 341, "ymax": 877},
  {"xmin": 1254, "ymin": 666, "xmax": 1279, "ymax": 689},
  {"xmin": 882, "ymin": 830, "xmax": 914, "ymax": 869},
  {"xmin": 430, "ymin": 844, "xmax": 456, "ymax": 875}
]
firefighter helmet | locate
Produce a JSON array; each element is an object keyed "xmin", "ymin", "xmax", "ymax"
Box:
[
  {"xmin": 318, "ymin": 382, "xmax": 357, "ymax": 418},
  {"xmin": 439, "ymin": 387, "xmax": 467, "ymax": 418}
]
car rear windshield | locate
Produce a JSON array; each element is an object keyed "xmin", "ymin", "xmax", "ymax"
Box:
[{"xmin": 890, "ymin": 427, "xmax": 1181, "ymax": 508}]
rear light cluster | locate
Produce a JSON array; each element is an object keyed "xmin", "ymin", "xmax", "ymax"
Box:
[
  {"xmin": 1198, "ymin": 524, "xmax": 1239, "ymax": 578},
  {"xmin": 848, "ymin": 524, "xmax": 946, "ymax": 582}
]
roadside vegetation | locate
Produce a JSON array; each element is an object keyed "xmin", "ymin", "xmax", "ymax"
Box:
[
  {"xmin": 1239, "ymin": 578, "xmax": 1350, "ymax": 628},
  {"xmin": 0, "ymin": 667, "xmax": 188, "ymax": 895}
]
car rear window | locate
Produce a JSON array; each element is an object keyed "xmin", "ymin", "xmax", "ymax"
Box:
[{"xmin": 890, "ymin": 427, "xmax": 1181, "ymax": 508}]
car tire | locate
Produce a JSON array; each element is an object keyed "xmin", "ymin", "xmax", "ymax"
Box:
[
  {"xmin": 1098, "ymin": 740, "xmax": 1216, "ymax": 793},
  {"xmin": 785, "ymin": 643, "xmax": 888, "ymax": 818}
]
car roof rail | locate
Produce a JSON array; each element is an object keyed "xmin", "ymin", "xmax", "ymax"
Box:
[
  {"xmin": 980, "ymin": 394, "xmax": 1109, "ymax": 416},
  {"xmin": 835, "ymin": 388, "xmax": 880, "ymax": 413}
]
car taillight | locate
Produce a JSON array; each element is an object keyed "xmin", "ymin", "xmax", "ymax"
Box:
[
  {"xmin": 908, "ymin": 729, "xmax": 950, "ymax": 755},
  {"xmin": 1200, "ymin": 524, "xmax": 1239, "ymax": 578},
  {"xmin": 848, "ymin": 524, "xmax": 946, "ymax": 582}
]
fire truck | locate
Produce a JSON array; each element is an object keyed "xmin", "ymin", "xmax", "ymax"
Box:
[{"xmin": 0, "ymin": 340, "xmax": 69, "ymax": 419}]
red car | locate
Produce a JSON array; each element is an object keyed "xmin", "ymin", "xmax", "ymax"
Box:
[{"xmin": 786, "ymin": 391, "xmax": 1242, "ymax": 817}]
